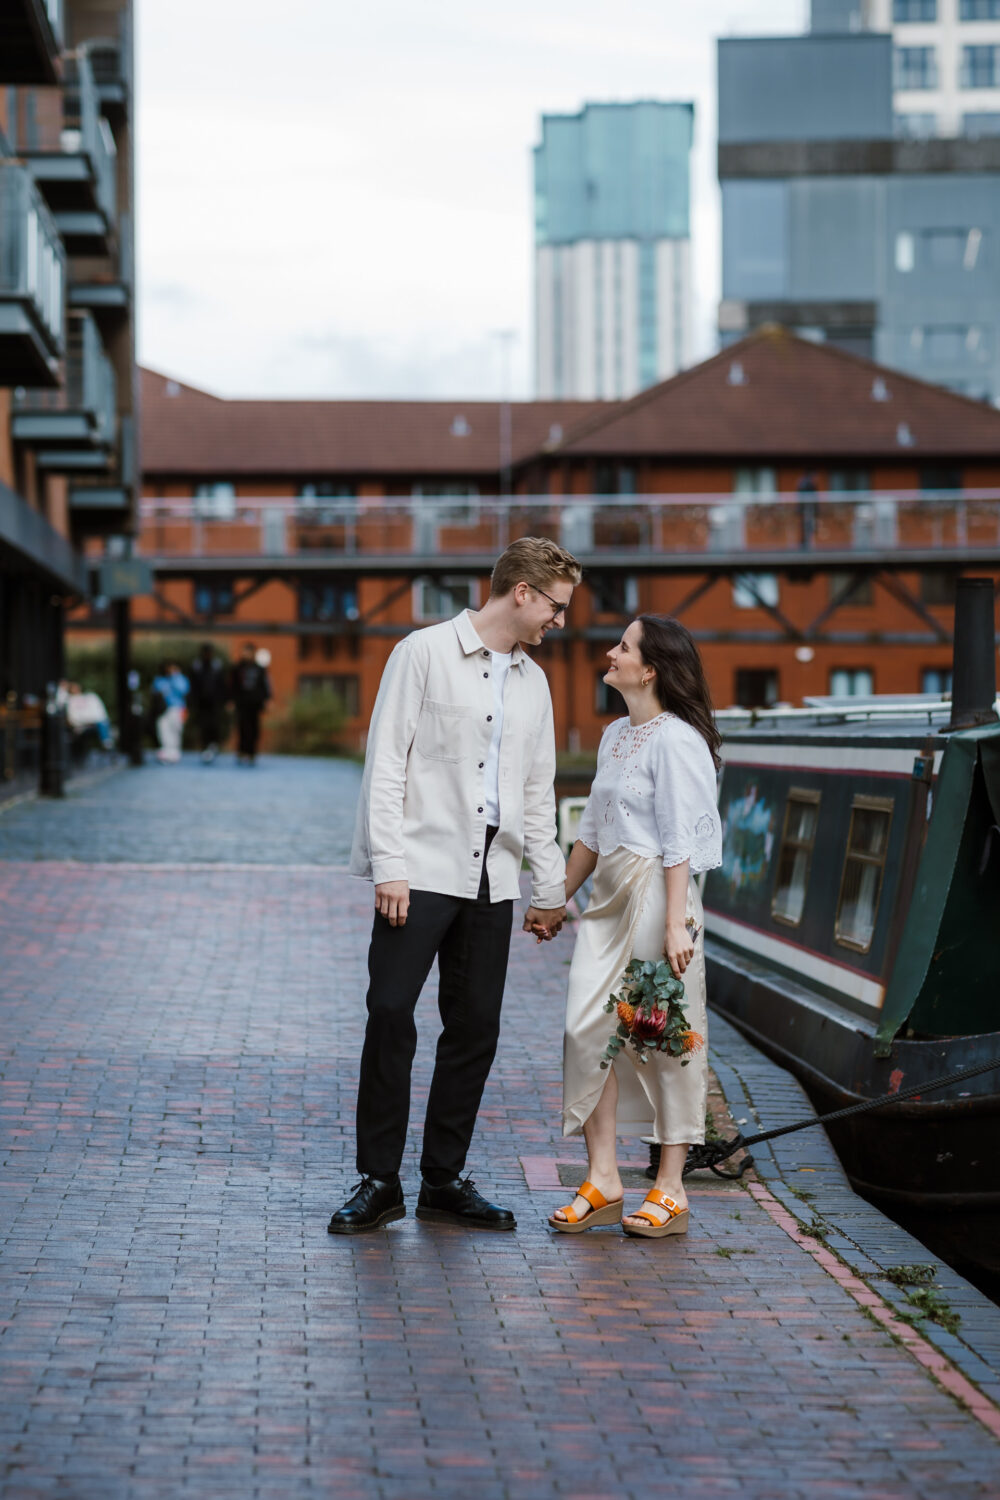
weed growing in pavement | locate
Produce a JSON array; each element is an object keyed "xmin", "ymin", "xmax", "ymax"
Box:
[
  {"xmin": 883, "ymin": 1263, "xmax": 937, "ymax": 1288},
  {"xmin": 800, "ymin": 1218, "xmax": 830, "ymax": 1246},
  {"xmin": 899, "ymin": 1287, "xmax": 961, "ymax": 1336},
  {"xmin": 714, "ymin": 1247, "xmax": 734, "ymax": 1259},
  {"xmin": 788, "ymin": 1186, "xmax": 815, "ymax": 1202}
]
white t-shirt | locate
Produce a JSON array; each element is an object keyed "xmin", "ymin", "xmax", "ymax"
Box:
[
  {"xmin": 482, "ymin": 650, "xmax": 512, "ymax": 825},
  {"xmin": 577, "ymin": 713, "xmax": 722, "ymax": 872}
]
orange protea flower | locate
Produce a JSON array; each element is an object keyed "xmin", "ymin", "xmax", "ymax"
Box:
[
  {"xmin": 616, "ymin": 1000, "xmax": 636, "ymax": 1029},
  {"xmin": 680, "ymin": 1029, "xmax": 705, "ymax": 1054}
]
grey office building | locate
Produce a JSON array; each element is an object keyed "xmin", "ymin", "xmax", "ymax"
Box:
[{"xmin": 718, "ymin": 33, "xmax": 1000, "ymax": 402}]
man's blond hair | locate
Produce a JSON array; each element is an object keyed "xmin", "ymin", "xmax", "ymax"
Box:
[{"xmin": 490, "ymin": 536, "xmax": 582, "ymax": 599}]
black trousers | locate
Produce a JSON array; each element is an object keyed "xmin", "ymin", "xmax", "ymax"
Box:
[
  {"xmin": 236, "ymin": 707, "xmax": 261, "ymax": 757},
  {"xmin": 355, "ymin": 835, "xmax": 514, "ymax": 1180}
]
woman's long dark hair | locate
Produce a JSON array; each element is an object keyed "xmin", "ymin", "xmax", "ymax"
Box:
[{"xmin": 637, "ymin": 614, "xmax": 722, "ymax": 769}]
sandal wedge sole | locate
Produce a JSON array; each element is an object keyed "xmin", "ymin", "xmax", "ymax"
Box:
[
  {"xmin": 622, "ymin": 1208, "xmax": 689, "ymax": 1239},
  {"xmin": 548, "ymin": 1200, "xmax": 624, "ymax": 1234}
]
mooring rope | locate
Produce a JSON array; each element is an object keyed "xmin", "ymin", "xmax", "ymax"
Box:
[{"xmin": 675, "ymin": 1053, "xmax": 1000, "ymax": 1180}]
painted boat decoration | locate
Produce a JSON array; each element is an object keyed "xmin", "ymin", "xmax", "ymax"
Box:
[{"xmin": 701, "ymin": 580, "xmax": 1000, "ymax": 1254}]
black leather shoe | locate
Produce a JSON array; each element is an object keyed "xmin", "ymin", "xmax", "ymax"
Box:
[
  {"xmin": 415, "ymin": 1176, "xmax": 516, "ymax": 1231},
  {"xmin": 327, "ymin": 1176, "xmax": 405, "ymax": 1235}
]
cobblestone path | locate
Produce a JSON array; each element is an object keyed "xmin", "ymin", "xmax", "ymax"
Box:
[{"xmin": 1, "ymin": 759, "xmax": 999, "ymax": 1497}]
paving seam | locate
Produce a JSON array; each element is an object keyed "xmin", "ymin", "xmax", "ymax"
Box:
[{"xmin": 708, "ymin": 1007, "xmax": 1000, "ymax": 1411}]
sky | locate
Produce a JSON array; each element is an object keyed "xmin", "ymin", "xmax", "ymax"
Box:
[{"xmin": 136, "ymin": 0, "xmax": 807, "ymax": 401}]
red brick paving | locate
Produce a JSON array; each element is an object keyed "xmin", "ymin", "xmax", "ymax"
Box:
[{"xmin": 0, "ymin": 855, "xmax": 999, "ymax": 1497}]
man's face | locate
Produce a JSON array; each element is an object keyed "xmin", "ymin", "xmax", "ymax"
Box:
[{"xmin": 517, "ymin": 579, "xmax": 574, "ymax": 646}]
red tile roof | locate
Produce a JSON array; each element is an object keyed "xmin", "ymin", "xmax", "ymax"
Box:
[
  {"xmin": 549, "ymin": 326, "xmax": 1000, "ymax": 459},
  {"xmin": 139, "ymin": 369, "xmax": 604, "ymax": 477},
  {"xmin": 140, "ymin": 329, "xmax": 1000, "ymax": 479}
]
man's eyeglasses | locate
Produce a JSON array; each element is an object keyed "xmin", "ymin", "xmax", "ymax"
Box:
[{"xmin": 532, "ymin": 585, "xmax": 571, "ymax": 620}]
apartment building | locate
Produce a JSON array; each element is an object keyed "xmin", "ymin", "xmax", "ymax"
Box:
[
  {"xmin": 70, "ymin": 329, "xmax": 1000, "ymax": 753},
  {"xmin": 0, "ymin": 0, "xmax": 136, "ymax": 784},
  {"xmin": 534, "ymin": 101, "xmax": 694, "ymax": 401}
]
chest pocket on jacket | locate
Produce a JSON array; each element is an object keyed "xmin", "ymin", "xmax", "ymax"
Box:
[{"xmin": 414, "ymin": 699, "xmax": 472, "ymax": 762}]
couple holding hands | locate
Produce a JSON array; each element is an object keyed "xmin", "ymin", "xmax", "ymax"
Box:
[{"xmin": 329, "ymin": 536, "xmax": 722, "ymax": 1239}]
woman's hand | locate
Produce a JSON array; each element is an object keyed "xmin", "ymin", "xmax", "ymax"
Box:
[{"xmin": 663, "ymin": 920, "xmax": 694, "ymax": 979}]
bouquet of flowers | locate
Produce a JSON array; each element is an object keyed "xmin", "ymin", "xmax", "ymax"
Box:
[{"xmin": 599, "ymin": 956, "xmax": 704, "ymax": 1070}]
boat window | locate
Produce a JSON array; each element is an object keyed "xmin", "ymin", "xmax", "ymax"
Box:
[
  {"xmin": 834, "ymin": 796, "xmax": 894, "ymax": 954},
  {"xmin": 772, "ymin": 789, "xmax": 821, "ymax": 926}
]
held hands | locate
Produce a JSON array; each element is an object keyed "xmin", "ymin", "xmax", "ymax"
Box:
[
  {"xmin": 522, "ymin": 905, "xmax": 566, "ymax": 943},
  {"xmin": 664, "ymin": 920, "xmax": 695, "ymax": 979},
  {"xmin": 375, "ymin": 880, "xmax": 410, "ymax": 927}
]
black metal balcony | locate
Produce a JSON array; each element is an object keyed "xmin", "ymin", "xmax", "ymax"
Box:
[
  {"xmin": 0, "ymin": 163, "xmax": 65, "ymax": 387},
  {"xmin": 87, "ymin": 14, "xmax": 132, "ymax": 121},
  {"xmin": 25, "ymin": 51, "xmax": 117, "ymax": 254},
  {"xmin": 68, "ymin": 211, "xmax": 131, "ymax": 327},
  {"xmin": 68, "ymin": 413, "xmax": 135, "ymax": 533},
  {"xmin": 0, "ymin": 0, "xmax": 62, "ymax": 84},
  {"xmin": 12, "ymin": 310, "xmax": 116, "ymax": 466}
]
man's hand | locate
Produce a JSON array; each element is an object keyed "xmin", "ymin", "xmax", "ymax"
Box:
[
  {"xmin": 522, "ymin": 905, "xmax": 566, "ymax": 943},
  {"xmin": 375, "ymin": 880, "xmax": 410, "ymax": 928}
]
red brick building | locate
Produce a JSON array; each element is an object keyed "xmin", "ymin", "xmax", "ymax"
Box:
[{"xmin": 76, "ymin": 327, "xmax": 1000, "ymax": 751}]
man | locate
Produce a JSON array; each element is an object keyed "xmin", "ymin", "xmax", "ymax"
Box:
[
  {"xmin": 229, "ymin": 643, "xmax": 271, "ymax": 764},
  {"xmin": 329, "ymin": 536, "xmax": 581, "ymax": 1234},
  {"xmin": 188, "ymin": 643, "xmax": 228, "ymax": 763}
]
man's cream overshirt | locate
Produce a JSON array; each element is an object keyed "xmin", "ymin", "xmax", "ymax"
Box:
[{"xmin": 350, "ymin": 611, "xmax": 566, "ymax": 907}]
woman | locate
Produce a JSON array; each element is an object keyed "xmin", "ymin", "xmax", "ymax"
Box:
[{"xmin": 549, "ymin": 615, "xmax": 722, "ymax": 1238}]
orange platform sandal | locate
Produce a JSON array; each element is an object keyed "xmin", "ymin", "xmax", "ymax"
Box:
[
  {"xmin": 548, "ymin": 1180, "xmax": 624, "ymax": 1234},
  {"xmin": 622, "ymin": 1190, "xmax": 689, "ymax": 1239}
]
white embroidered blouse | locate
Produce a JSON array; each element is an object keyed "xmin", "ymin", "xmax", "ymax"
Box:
[{"xmin": 576, "ymin": 713, "xmax": 722, "ymax": 872}]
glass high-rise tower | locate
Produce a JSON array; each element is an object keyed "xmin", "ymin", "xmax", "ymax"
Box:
[{"xmin": 533, "ymin": 101, "xmax": 694, "ymax": 400}]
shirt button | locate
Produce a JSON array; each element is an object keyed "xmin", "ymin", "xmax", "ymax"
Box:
[
  {"xmin": 478, "ymin": 762, "xmax": 484, "ymax": 769},
  {"xmin": 482, "ymin": 650, "xmax": 489, "ymax": 658},
  {"xmin": 474, "ymin": 851, "xmax": 480, "ymax": 858},
  {"xmin": 486, "ymin": 715, "xmax": 493, "ymax": 722},
  {"xmin": 477, "ymin": 806, "xmax": 484, "ymax": 813},
  {"xmin": 483, "ymin": 672, "xmax": 489, "ymax": 678}
]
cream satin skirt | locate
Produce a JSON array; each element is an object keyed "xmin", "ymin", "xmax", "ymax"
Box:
[{"xmin": 562, "ymin": 846, "xmax": 708, "ymax": 1146}]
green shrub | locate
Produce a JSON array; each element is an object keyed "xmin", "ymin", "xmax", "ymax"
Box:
[
  {"xmin": 270, "ymin": 692, "xmax": 349, "ymax": 757},
  {"xmin": 66, "ymin": 637, "xmax": 231, "ymax": 747}
]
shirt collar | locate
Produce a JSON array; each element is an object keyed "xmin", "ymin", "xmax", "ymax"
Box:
[{"xmin": 452, "ymin": 610, "xmax": 525, "ymax": 666}]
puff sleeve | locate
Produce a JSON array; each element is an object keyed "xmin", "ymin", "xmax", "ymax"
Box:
[{"xmin": 651, "ymin": 719, "xmax": 722, "ymax": 873}]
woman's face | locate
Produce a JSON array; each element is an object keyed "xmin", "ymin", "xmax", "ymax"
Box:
[{"xmin": 604, "ymin": 619, "xmax": 649, "ymax": 693}]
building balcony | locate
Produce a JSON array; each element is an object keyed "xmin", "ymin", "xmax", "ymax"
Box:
[
  {"xmin": 87, "ymin": 14, "xmax": 132, "ymax": 121},
  {"xmin": 25, "ymin": 51, "xmax": 117, "ymax": 255},
  {"xmin": 0, "ymin": 163, "xmax": 65, "ymax": 387},
  {"xmin": 134, "ymin": 491, "xmax": 1000, "ymax": 575},
  {"xmin": 69, "ymin": 211, "xmax": 132, "ymax": 327},
  {"xmin": 68, "ymin": 413, "xmax": 136, "ymax": 533},
  {"xmin": 0, "ymin": 0, "xmax": 62, "ymax": 85},
  {"xmin": 12, "ymin": 310, "xmax": 116, "ymax": 464}
]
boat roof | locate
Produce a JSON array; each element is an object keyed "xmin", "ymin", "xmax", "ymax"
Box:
[{"xmin": 717, "ymin": 695, "xmax": 982, "ymax": 748}]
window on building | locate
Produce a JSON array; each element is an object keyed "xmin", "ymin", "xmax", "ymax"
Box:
[
  {"xmin": 772, "ymin": 790, "xmax": 822, "ymax": 927},
  {"xmin": 960, "ymin": 0, "xmax": 1000, "ymax": 19},
  {"xmin": 733, "ymin": 573, "xmax": 779, "ymax": 610},
  {"xmin": 297, "ymin": 578, "xmax": 359, "ymax": 623},
  {"xmin": 919, "ymin": 466, "xmax": 963, "ymax": 494},
  {"xmin": 828, "ymin": 471, "xmax": 871, "ymax": 493},
  {"xmin": 920, "ymin": 572, "xmax": 958, "ymax": 604},
  {"xmin": 921, "ymin": 667, "xmax": 953, "ymax": 695},
  {"xmin": 963, "ymin": 111, "xmax": 1000, "ymax": 135},
  {"xmin": 733, "ymin": 467, "xmax": 777, "ymax": 496},
  {"xmin": 894, "ymin": 113, "xmax": 938, "ymax": 140},
  {"xmin": 193, "ymin": 579, "xmax": 235, "ymax": 617},
  {"xmin": 192, "ymin": 482, "xmax": 236, "ymax": 519},
  {"xmin": 596, "ymin": 671, "xmax": 624, "ymax": 716},
  {"xmin": 895, "ymin": 0, "xmax": 937, "ymax": 18},
  {"xmin": 923, "ymin": 325, "xmax": 984, "ymax": 361},
  {"xmin": 835, "ymin": 796, "xmax": 894, "ymax": 953},
  {"xmin": 414, "ymin": 575, "xmax": 479, "ymax": 622},
  {"xmin": 589, "ymin": 574, "xmax": 640, "ymax": 615},
  {"xmin": 594, "ymin": 464, "xmax": 638, "ymax": 495},
  {"xmin": 895, "ymin": 231, "xmax": 916, "ymax": 271},
  {"xmin": 297, "ymin": 674, "xmax": 360, "ymax": 716},
  {"xmin": 734, "ymin": 669, "xmax": 779, "ymax": 709},
  {"xmin": 894, "ymin": 46, "xmax": 938, "ymax": 89},
  {"xmin": 298, "ymin": 482, "xmax": 356, "ymax": 500},
  {"xmin": 828, "ymin": 572, "xmax": 874, "ymax": 606},
  {"xmin": 829, "ymin": 668, "xmax": 874, "ymax": 697},
  {"xmin": 961, "ymin": 45, "xmax": 1000, "ymax": 88}
]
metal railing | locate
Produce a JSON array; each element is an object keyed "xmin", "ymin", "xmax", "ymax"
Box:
[
  {"xmin": 135, "ymin": 490, "xmax": 1000, "ymax": 563},
  {"xmin": 0, "ymin": 162, "xmax": 65, "ymax": 353},
  {"xmin": 62, "ymin": 51, "xmax": 117, "ymax": 224},
  {"xmin": 14, "ymin": 311, "xmax": 116, "ymax": 443}
]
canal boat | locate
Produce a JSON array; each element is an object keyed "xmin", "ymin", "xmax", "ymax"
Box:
[{"xmin": 702, "ymin": 580, "xmax": 1000, "ymax": 1283}]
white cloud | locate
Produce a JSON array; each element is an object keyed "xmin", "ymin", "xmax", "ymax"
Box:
[{"xmin": 136, "ymin": 0, "xmax": 807, "ymax": 398}]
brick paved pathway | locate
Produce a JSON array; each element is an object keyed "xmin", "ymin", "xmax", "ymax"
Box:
[{"xmin": 1, "ymin": 759, "xmax": 999, "ymax": 1497}]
